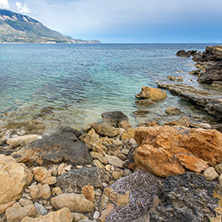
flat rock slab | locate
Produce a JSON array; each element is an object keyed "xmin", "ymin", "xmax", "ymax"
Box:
[
  {"xmin": 157, "ymin": 82, "xmax": 222, "ymax": 120},
  {"xmin": 56, "ymin": 167, "xmax": 102, "ymax": 193},
  {"xmin": 15, "ymin": 127, "xmax": 92, "ymax": 166}
]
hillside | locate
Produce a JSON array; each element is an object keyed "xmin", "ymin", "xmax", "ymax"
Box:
[{"xmin": 0, "ymin": 9, "xmax": 100, "ymax": 43}]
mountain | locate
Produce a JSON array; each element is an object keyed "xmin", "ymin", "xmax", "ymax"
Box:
[{"xmin": 0, "ymin": 9, "xmax": 101, "ymax": 43}]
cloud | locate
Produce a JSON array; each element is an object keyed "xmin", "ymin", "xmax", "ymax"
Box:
[
  {"xmin": 0, "ymin": 0, "xmax": 10, "ymax": 9},
  {"xmin": 16, "ymin": 2, "xmax": 31, "ymax": 14}
]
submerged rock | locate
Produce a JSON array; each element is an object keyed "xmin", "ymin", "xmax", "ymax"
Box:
[
  {"xmin": 149, "ymin": 173, "xmax": 220, "ymax": 221},
  {"xmin": 134, "ymin": 126, "xmax": 222, "ymax": 177},
  {"xmin": 101, "ymin": 111, "xmax": 129, "ymax": 127},
  {"xmin": 14, "ymin": 127, "xmax": 92, "ymax": 166}
]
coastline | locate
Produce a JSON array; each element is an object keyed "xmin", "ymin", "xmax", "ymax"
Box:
[{"xmin": 0, "ymin": 45, "xmax": 222, "ymax": 221}]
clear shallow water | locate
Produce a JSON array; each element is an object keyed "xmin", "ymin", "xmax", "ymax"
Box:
[{"xmin": 0, "ymin": 43, "xmax": 220, "ymax": 130}]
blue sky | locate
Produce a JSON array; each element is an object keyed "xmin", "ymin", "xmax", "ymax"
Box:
[{"xmin": 1, "ymin": 0, "xmax": 222, "ymax": 43}]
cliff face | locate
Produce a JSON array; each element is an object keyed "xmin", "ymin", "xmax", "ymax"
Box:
[{"xmin": 0, "ymin": 9, "xmax": 100, "ymax": 43}]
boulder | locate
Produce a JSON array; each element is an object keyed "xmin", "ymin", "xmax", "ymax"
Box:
[
  {"xmin": 7, "ymin": 135, "xmax": 42, "ymax": 148},
  {"xmin": 91, "ymin": 123, "xmax": 120, "ymax": 138},
  {"xmin": 101, "ymin": 111, "xmax": 129, "ymax": 127},
  {"xmin": 56, "ymin": 167, "xmax": 102, "ymax": 193},
  {"xmin": 21, "ymin": 208, "xmax": 73, "ymax": 222},
  {"xmin": 51, "ymin": 193, "xmax": 94, "ymax": 213},
  {"xmin": 0, "ymin": 154, "xmax": 33, "ymax": 205},
  {"xmin": 14, "ymin": 127, "xmax": 92, "ymax": 166},
  {"xmin": 149, "ymin": 173, "xmax": 220, "ymax": 221},
  {"xmin": 134, "ymin": 126, "xmax": 222, "ymax": 177},
  {"xmin": 136, "ymin": 87, "xmax": 167, "ymax": 101},
  {"xmin": 6, "ymin": 203, "xmax": 39, "ymax": 222}
]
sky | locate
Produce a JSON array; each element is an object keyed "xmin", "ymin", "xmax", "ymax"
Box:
[{"xmin": 0, "ymin": 0, "xmax": 222, "ymax": 43}]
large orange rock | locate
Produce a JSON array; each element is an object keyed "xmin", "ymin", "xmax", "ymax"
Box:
[
  {"xmin": 136, "ymin": 87, "xmax": 167, "ymax": 101},
  {"xmin": 134, "ymin": 126, "xmax": 222, "ymax": 177}
]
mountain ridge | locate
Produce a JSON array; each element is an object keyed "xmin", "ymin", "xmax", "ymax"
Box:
[{"xmin": 0, "ymin": 9, "xmax": 101, "ymax": 43}]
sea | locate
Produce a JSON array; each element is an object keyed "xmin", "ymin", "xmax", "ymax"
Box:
[{"xmin": 0, "ymin": 43, "xmax": 220, "ymax": 131}]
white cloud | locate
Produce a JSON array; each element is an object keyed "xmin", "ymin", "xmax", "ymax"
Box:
[
  {"xmin": 16, "ymin": 2, "xmax": 31, "ymax": 14},
  {"xmin": 0, "ymin": 0, "xmax": 10, "ymax": 10}
]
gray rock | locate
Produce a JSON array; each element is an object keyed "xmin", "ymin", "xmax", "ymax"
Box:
[
  {"xmin": 34, "ymin": 202, "xmax": 48, "ymax": 216},
  {"xmin": 101, "ymin": 111, "xmax": 129, "ymax": 127},
  {"xmin": 56, "ymin": 167, "xmax": 102, "ymax": 193},
  {"xmin": 149, "ymin": 173, "xmax": 220, "ymax": 222},
  {"xmin": 15, "ymin": 127, "xmax": 92, "ymax": 166}
]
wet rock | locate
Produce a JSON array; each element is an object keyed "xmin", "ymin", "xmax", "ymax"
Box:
[
  {"xmin": 165, "ymin": 106, "xmax": 181, "ymax": 115},
  {"xmin": 166, "ymin": 116, "xmax": 190, "ymax": 127},
  {"xmin": 167, "ymin": 76, "xmax": 183, "ymax": 81},
  {"xmin": 32, "ymin": 167, "xmax": 56, "ymax": 185},
  {"xmin": 6, "ymin": 202, "xmax": 39, "ymax": 222},
  {"xmin": 149, "ymin": 173, "xmax": 220, "ymax": 221},
  {"xmin": 7, "ymin": 135, "xmax": 42, "ymax": 148},
  {"xmin": 29, "ymin": 184, "xmax": 51, "ymax": 201},
  {"xmin": 15, "ymin": 127, "xmax": 92, "ymax": 166},
  {"xmin": 204, "ymin": 167, "xmax": 219, "ymax": 181},
  {"xmin": 133, "ymin": 110, "xmax": 150, "ymax": 116},
  {"xmin": 157, "ymin": 82, "xmax": 222, "ymax": 120},
  {"xmin": 135, "ymin": 99, "xmax": 155, "ymax": 106},
  {"xmin": 189, "ymin": 69, "xmax": 201, "ymax": 76},
  {"xmin": 136, "ymin": 86, "xmax": 167, "ymax": 101},
  {"xmin": 51, "ymin": 193, "xmax": 94, "ymax": 213},
  {"xmin": 91, "ymin": 123, "xmax": 120, "ymax": 138},
  {"xmin": 101, "ymin": 111, "xmax": 129, "ymax": 127},
  {"xmin": 0, "ymin": 154, "xmax": 33, "ymax": 205},
  {"xmin": 134, "ymin": 126, "xmax": 222, "ymax": 177},
  {"xmin": 21, "ymin": 207, "xmax": 73, "ymax": 222},
  {"xmin": 211, "ymin": 81, "xmax": 222, "ymax": 88},
  {"xmin": 56, "ymin": 167, "xmax": 102, "ymax": 193},
  {"xmin": 176, "ymin": 49, "xmax": 197, "ymax": 57}
]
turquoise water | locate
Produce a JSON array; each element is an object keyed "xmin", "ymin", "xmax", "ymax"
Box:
[{"xmin": 0, "ymin": 43, "xmax": 219, "ymax": 130}]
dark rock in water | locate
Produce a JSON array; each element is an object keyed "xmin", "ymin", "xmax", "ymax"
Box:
[
  {"xmin": 135, "ymin": 99, "xmax": 155, "ymax": 106},
  {"xmin": 106, "ymin": 170, "xmax": 159, "ymax": 222},
  {"xmin": 15, "ymin": 127, "xmax": 92, "ymax": 166},
  {"xmin": 198, "ymin": 62, "xmax": 222, "ymax": 84},
  {"xmin": 211, "ymin": 81, "xmax": 222, "ymax": 88},
  {"xmin": 165, "ymin": 106, "xmax": 181, "ymax": 115},
  {"xmin": 158, "ymin": 82, "xmax": 222, "ymax": 120},
  {"xmin": 56, "ymin": 167, "xmax": 102, "ymax": 193},
  {"xmin": 189, "ymin": 70, "xmax": 201, "ymax": 76},
  {"xmin": 149, "ymin": 173, "xmax": 220, "ymax": 222},
  {"xmin": 176, "ymin": 50, "xmax": 197, "ymax": 57},
  {"xmin": 101, "ymin": 111, "xmax": 129, "ymax": 127},
  {"xmin": 133, "ymin": 110, "xmax": 150, "ymax": 116}
]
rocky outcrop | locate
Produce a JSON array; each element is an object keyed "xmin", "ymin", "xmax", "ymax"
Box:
[
  {"xmin": 134, "ymin": 126, "xmax": 222, "ymax": 177},
  {"xmin": 157, "ymin": 82, "xmax": 222, "ymax": 120},
  {"xmin": 149, "ymin": 173, "xmax": 221, "ymax": 221},
  {"xmin": 14, "ymin": 127, "xmax": 92, "ymax": 166},
  {"xmin": 176, "ymin": 49, "xmax": 197, "ymax": 57},
  {"xmin": 136, "ymin": 87, "xmax": 167, "ymax": 101},
  {"xmin": 191, "ymin": 45, "xmax": 222, "ymax": 86},
  {"xmin": 0, "ymin": 155, "xmax": 33, "ymax": 205}
]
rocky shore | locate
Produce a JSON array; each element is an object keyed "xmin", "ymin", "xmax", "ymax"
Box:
[
  {"xmin": 0, "ymin": 107, "xmax": 222, "ymax": 222},
  {"xmin": 0, "ymin": 45, "xmax": 222, "ymax": 222}
]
